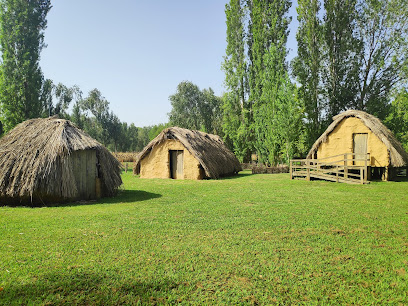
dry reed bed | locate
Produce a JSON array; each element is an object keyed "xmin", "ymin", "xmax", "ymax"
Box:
[{"xmin": 112, "ymin": 152, "xmax": 139, "ymax": 162}]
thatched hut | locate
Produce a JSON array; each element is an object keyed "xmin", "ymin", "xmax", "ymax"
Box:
[
  {"xmin": 134, "ymin": 127, "xmax": 242, "ymax": 179},
  {"xmin": 307, "ymin": 110, "xmax": 408, "ymax": 180},
  {"xmin": 0, "ymin": 117, "xmax": 122, "ymax": 204}
]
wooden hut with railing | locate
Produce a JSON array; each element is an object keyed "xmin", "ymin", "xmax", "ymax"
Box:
[{"xmin": 291, "ymin": 110, "xmax": 408, "ymax": 183}]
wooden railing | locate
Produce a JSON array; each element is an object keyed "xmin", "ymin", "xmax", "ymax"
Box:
[{"xmin": 290, "ymin": 153, "xmax": 370, "ymax": 184}]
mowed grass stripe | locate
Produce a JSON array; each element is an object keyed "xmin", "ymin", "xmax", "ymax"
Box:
[{"xmin": 0, "ymin": 171, "xmax": 407, "ymax": 304}]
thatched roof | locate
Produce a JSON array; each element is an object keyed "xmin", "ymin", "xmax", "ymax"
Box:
[
  {"xmin": 134, "ymin": 127, "xmax": 242, "ymax": 178},
  {"xmin": 0, "ymin": 117, "xmax": 122, "ymax": 201},
  {"xmin": 307, "ymin": 110, "xmax": 408, "ymax": 167}
]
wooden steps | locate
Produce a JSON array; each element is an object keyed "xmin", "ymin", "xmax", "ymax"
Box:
[{"xmin": 292, "ymin": 170, "xmax": 365, "ymax": 184}]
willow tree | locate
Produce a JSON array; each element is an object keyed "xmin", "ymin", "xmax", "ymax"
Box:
[{"xmin": 0, "ymin": 0, "xmax": 51, "ymax": 132}]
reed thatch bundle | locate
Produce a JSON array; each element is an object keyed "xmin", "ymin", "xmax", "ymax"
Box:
[
  {"xmin": 307, "ymin": 110, "xmax": 408, "ymax": 167},
  {"xmin": 0, "ymin": 117, "xmax": 122, "ymax": 202},
  {"xmin": 134, "ymin": 127, "xmax": 242, "ymax": 178}
]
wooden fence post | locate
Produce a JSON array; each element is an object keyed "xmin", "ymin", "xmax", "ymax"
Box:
[
  {"xmin": 336, "ymin": 165, "xmax": 339, "ymax": 183},
  {"xmin": 383, "ymin": 167, "xmax": 389, "ymax": 181},
  {"xmin": 364, "ymin": 154, "xmax": 367, "ymax": 182},
  {"xmin": 360, "ymin": 168, "xmax": 364, "ymax": 184},
  {"xmin": 290, "ymin": 160, "xmax": 293, "ymax": 180},
  {"xmin": 344, "ymin": 154, "xmax": 348, "ymax": 180}
]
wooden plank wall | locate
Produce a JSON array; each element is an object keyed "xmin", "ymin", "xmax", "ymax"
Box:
[{"xmin": 71, "ymin": 150, "xmax": 97, "ymax": 199}]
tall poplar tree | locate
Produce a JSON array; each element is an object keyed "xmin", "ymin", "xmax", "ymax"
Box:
[
  {"xmin": 258, "ymin": 45, "xmax": 303, "ymax": 164},
  {"xmin": 223, "ymin": 0, "xmax": 302, "ymax": 164},
  {"xmin": 249, "ymin": 0, "xmax": 292, "ymax": 164},
  {"xmin": 0, "ymin": 0, "xmax": 51, "ymax": 132},
  {"xmin": 247, "ymin": 0, "xmax": 291, "ymax": 105},
  {"xmin": 222, "ymin": 0, "xmax": 252, "ymax": 162},
  {"xmin": 323, "ymin": 0, "xmax": 361, "ymax": 120},
  {"xmin": 292, "ymin": 0, "xmax": 323, "ymax": 148}
]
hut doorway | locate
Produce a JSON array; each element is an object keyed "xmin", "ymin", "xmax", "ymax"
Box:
[
  {"xmin": 353, "ymin": 133, "xmax": 368, "ymax": 166},
  {"xmin": 170, "ymin": 150, "xmax": 184, "ymax": 179}
]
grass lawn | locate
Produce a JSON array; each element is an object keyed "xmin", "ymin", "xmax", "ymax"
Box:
[{"xmin": 1, "ymin": 171, "xmax": 407, "ymax": 305}]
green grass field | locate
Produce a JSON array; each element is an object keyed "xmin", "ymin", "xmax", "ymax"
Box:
[{"xmin": 1, "ymin": 171, "xmax": 407, "ymax": 305}]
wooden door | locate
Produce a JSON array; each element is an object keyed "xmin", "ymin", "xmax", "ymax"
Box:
[
  {"xmin": 170, "ymin": 150, "xmax": 184, "ymax": 179},
  {"xmin": 353, "ymin": 133, "xmax": 368, "ymax": 166},
  {"xmin": 71, "ymin": 149, "xmax": 97, "ymax": 199}
]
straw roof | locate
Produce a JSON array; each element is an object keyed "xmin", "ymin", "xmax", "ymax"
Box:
[
  {"xmin": 307, "ymin": 110, "xmax": 408, "ymax": 167},
  {"xmin": 134, "ymin": 127, "xmax": 242, "ymax": 178},
  {"xmin": 0, "ymin": 117, "xmax": 122, "ymax": 202}
]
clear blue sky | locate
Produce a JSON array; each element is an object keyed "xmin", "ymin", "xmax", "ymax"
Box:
[{"xmin": 41, "ymin": 1, "xmax": 298, "ymax": 127}]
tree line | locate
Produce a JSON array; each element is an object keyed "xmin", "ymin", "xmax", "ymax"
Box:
[{"xmin": 0, "ymin": 0, "xmax": 407, "ymax": 163}]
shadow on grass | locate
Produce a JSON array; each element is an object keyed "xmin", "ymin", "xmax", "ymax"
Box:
[
  {"xmin": 220, "ymin": 172, "xmax": 254, "ymax": 180},
  {"xmin": 0, "ymin": 190, "xmax": 162, "ymax": 208},
  {"xmin": 0, "ymin": 270, "xmax": 179, "ymax": 305},
  {"xmin": 392, "ymin": 176, "xmax": 408, "ymax": 182},
  {"xmin": 103, "ymin": 189, "xmax": 162, "ymax": 204}
]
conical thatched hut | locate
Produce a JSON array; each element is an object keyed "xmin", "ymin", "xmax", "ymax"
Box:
[
  {"xmin": 134, "ymin": 127, "xmax": 242, "ymax": 179},
  {"xmin": 0, "ymin": 117, "xmax": 122, "ymax": 204},
  {"xmin": 307, "ymin": 110, "xmax": 408, "ymax": 180}
]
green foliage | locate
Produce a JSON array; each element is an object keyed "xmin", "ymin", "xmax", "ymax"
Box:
[
  {"xmin": 68, "ymin": 89, "xmax": 168, "ymax": 152},
  {"xmin": 247, "ymin": 0, "xmax": 295, "ymax": 164},
  {"xmin": 133, "ymin": 126, "xmax": 151, "ymax": 151},
  {"xmin": 355, "ymin": 0, "xmax": 408, "ymax": 119},
  {"xmin": 202, "ymin": 88, "xmax": 224, "ymax": 136},
  {"xmin": 291, "ymin": 0, "xmax": 324, "ymax": 148},
  {"xmin": 75, "ymin": 89, "xmax": 125, "ymax": 152},
  {"xmin": 223, "ymin": 0, "xmax": 299, "ymax": 164},
  {"xmin": 148, "ymin": 123, "xmax": 170, "ymax": 141},
  {"xmin": 79, "ymin": 89, "xmax": 111, "ymax": 145},
  {"xmin": 385, "ymin": 89, "xmax": 408, "ymax": 151},
  {"xmin": 247, "ymin": 0, "xmax": 292, "ymax": 105},
  {"xmin": 293, "ymin": 0, "xmax": 408, "ymax": 148},
  {"xmin": 40, "ymin": 79, "xmax": 54, "ymax": 117},
  {"xmin": 169, "ymin": 81, "xmax": 201, "ymax": 130},
  {"xmin": 323, "ymin": 0, "xmax": 361, "ymax": 120},
  {"xmin": 168, "ymin": 81, "xmax": 222, "ymax": 135},
  {"xmin": 0, "ymin": 0, "xmax": 51, "ymax": 132},
  {"xmin": 41, "ymin": 81, "xmax": 82, "ymax": 118},
  {"xmin": 254, "ymin": 45, "xmax": 304, "ymax": 165},
  {"xmin": 117, "ymin": 122, "xmax": 137, "ymax": 152},
  {"xmin": 1, "ymin": 172, "xmax": 407, "ymax": 304},
  {"xmin": 71, "ymin": 102, "xmax": 83, "ymax": 129},
  {"xmin": 222, "ymin": 0, "xmax": 252, "ymax": 162},
  {"xmin": 222, "ymin": 92, "xmax": 253, "ymax": 162}
]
